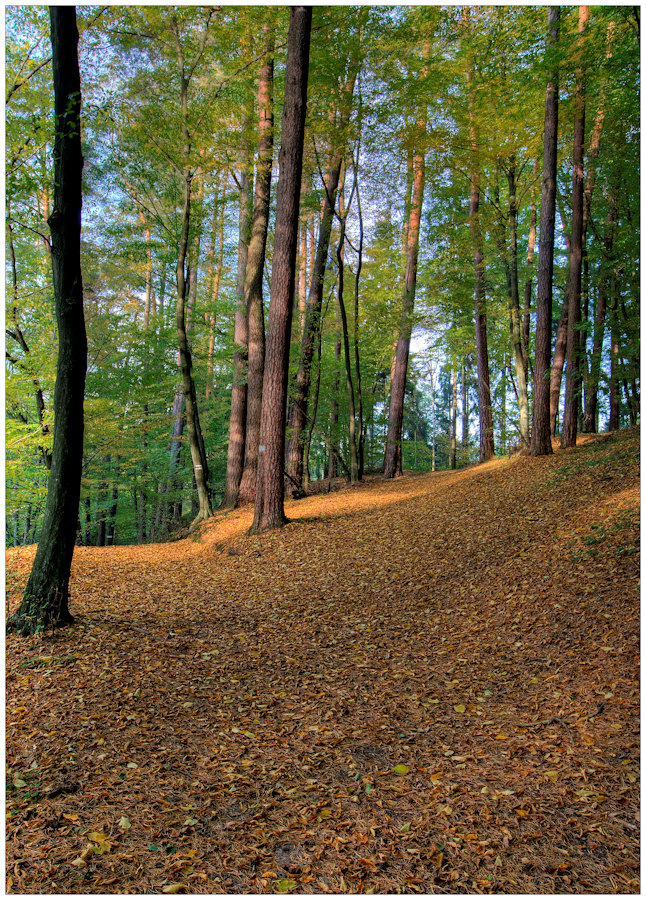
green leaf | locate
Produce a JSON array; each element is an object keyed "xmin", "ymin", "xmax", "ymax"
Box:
[
  {"xmin": 453, "ymin": 704, "xmax": 466, "ymax": 713},
  {"xmin": 275, "ymin": 879, "xmax": 297, "ymax": 892},
  {"xmin": 393, "ymin": 764, "xmax": 409, "ymax": 775},
  {"xmin": 119, "ymin": 815, "xmax": 131, "ymax": 830}
]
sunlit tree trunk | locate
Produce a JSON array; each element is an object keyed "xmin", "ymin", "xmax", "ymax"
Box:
[
  {"xmin": 238, "ymin": 29, "xmax": 274, "ymax": 506},
  {"xmin": 222, "ymin": 108, "xmax": 253, "ymax": 507},
  {"xmin": 251, "ymin": 6, "xmax": 311, "ymax": 533},
  {"xmin": 384, "ymin": 129, "xmax": 425, "ymax": 476}
]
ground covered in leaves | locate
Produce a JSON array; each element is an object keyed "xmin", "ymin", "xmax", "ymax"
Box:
[{"xmin": 6, "ymin": 428, "xmax": 640, "ymax": 894}]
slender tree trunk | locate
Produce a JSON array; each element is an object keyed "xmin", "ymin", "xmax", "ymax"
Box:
[
  {"xmin": 523, "ymin": 159, "xmax": 538, "ymax": 382},
  {"xmin": 608, "ymin": 302, "xmax": 620, "ymax": 431},
  {"xmin": 222, "ymin": 112, "xmax": 253, "ymax": 507},
  {"xmin": 531, "ymin": 7, "xmax": 560, "ymax": 456},
  {"xmin": 251, "ymin": 6, "xmax": 311, "ymax": 533},
  {"xmin": 561, "ymin": 6, "xmax": 589, "ymax": 449},
  {"xmin": 10, "ymin": 7, "xmax": 87, "ymax": 635},
  {"xmin": 353, "ymin": 156, "xmax": 365, "ymax": 480},
  {"xmin": 467, "ymin": 76, "xmax": 495, "ymax": 463},
  {"xmin": 106, "ymin": 460, "xmax": 119, "ymax": 546},
  {"xmin": 205, "ymin": 178, "xmax": 225, "ymax": 400},
  {"xmin": 500, "ymin": 159, "xmax": 530, "ymax": 450},
  {"xmin": 450, "ymin": 367, "xmax": 457, "ymax": 469},
  {"xmin": 384, "ymin": 123, "xmax": 426, "ymax": 476},
  {"xmin": 286, "ymin": 150, "xmax": 345, "ymax": 494},
  {"xmin": 549, "ymin": 300, "xmax": 568, "ymax": 436},
  {"xmin": 238, "ymin": 31, "xmax": 274, "ymax": 506},
  {"xmin": 285, "ymin": 49, "xmax": 360, "ymax": 495},
  {"xmin": 328, "ymin": 311, "xmax": 341, "ymax": 480},
  {"xmin": 461, "ymin": 359, "xmax": 469, "ymax": 449},
  {"xmin": 303, "ymin": 323, "xmax": 323, "ymax": 491}
]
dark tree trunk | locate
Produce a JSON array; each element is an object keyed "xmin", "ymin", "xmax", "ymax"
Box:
[
  {"xmin": 608, "ymin": 301, "xmax": 620, "ymax": 431},
  {"xmin": 303, "ymin": 321, "xmax": 323, "ymax": 491},
  {"xmin": 9, "ymin": 7, "xmax": 87, "ymax": 635},
  {"xmin": 530, "ymin": 7, "xmax": 560, "ymax": 456},
  {"xmin": 384, "ymin": 137, "xmax": 425, "ymax": 476},
  {"xmin": 561, "ymin": 6, "xmax": 589, "ymax": 449},
  {"xmin": 106, "ymin": 459, "xmax": 120, "ymax": 546},
  {"xmin": 584, "ymin": 201, "xmax": 614, "ymax": 432},
  {"xmin": 251, "ymin": 6, "xmax": 311, "ymax": 533},
  {"xmin": 353, "ymin": 156, "xmax": 365, "ymax": 480},
  {"xmin": 523, "ymin": 158, "xmax": 538, "ymax": 382},
  {"xmin": 238, "ymin": 30, "xmax": 274, "ymax": 506}
]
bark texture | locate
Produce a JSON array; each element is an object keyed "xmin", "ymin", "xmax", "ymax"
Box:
[
  {"xmin": 530, "ymin": 7, "xmax": 559, "ymax": 456},
  {"xmin": 251, "ymin": 6, "xmax": 311, "ymax": 533},
  {"xmin": 9, "ymin": 7, "xmax": 87, "ymax": 635},
  {"xmin": 384, "ymin": 135, "xmax": 426, "ymax": 476},
  {"xmin": 238, "ymin": 31, "xmax": 274, "ymax": 506},
  {"xmin": 561, "ymin": 6, "xmax": 589, "ymax": 449}
]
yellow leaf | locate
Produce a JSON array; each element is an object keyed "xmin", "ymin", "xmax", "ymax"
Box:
[
  {"xmin": 162, "ymin": 884, "xmax": 189, "ymax": 894},
  {"xmin": 393, "ymin": 764, "xmax": 409, "ymax": 775},
  {"xmin": 453, "ymin": 704, "xmax": 466, "ymax": 713}
]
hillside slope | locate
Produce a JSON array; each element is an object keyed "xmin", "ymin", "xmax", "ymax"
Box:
[{"xmin": 6, "ymin": 428, "xmax": 640, "ymax": 894}]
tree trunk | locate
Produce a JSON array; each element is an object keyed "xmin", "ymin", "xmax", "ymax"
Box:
[
  {"xmin": 286, "ymin": 150, "xmax": 345, "ymax": 494},
  {"xmin": 222, "ymin": 112, "xmax": 253, "ymax": 507},
  {"xmin": 285, "ymin": 55, "xmax": 360, "ymax": 495},
  {"xmin": 10, "ymin": 7, "xmax": 87, "ymax": 635},
  {"xmin": 238, "ymin": 30, "xmax": 274, "ymax": 506},
  {"xmin": 328, "ymin": 311, "xmax": 341, "ymax": 480},
  {"xmin": 205, "ymin": 177, "xmax": 225, "ymax": 399},
  {"xmin": 523, "ymin": 159, "xmax": 538, "ymax": 382},
  {"xmin": 384, "ymin": 129, "xmax": 425, "ymax": 476},
  {"xmin": 461, "ymin": 359, "xmax": 469, "ymax": 448},
  {"xmin": 608, "ymin": 303, "xmax": 620, "ymax": 431},
  {"xmin": 467, "ymin": 79, "xmax": 495, "ymax": 463},
  {"xmin": 549, "ymin": 299, "xmax": 568, "ymax": 436},
  {"xmin": 450, "ymin": 367, "xmax": 457, "ymax": 469},
  {"xmin": 561, "ymin": 6, "xmax": 589, "ymax": 449},
  {"xmin": 251, "ymin": 6, "xmax": 311, "ymax": 533},
  {"xmin": 303, "ymin": 323, "xmax": 323, "ymax": 491},
  {"xmin": 530, "ymin": 7, "xmax": 560, "ymax": 457},
  {"xmin": 353, "ymin": 156, "xmax": 365, "ymax": 480}
]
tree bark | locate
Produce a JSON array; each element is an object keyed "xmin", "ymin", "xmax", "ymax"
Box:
[
  {"xmin": 328, "ymin": 310, "xmax": 341, "ymax": 480},
  {"xmin": 530, "ymin": 7, "xmax": 560, "ymax": 456},
  {"xmin": 450, "ymin": 367, "xmax": 457, "ymax": 469},
  {"xmin": 251, "ymin": 6, "xmax": 311, "ymax": 533},
  {"xmin": 285, "ymin": 50, "xmax": 360, "ymax": 495},
  {"xmin": 238, "ymin": 30, "xmax": 274, "ymax": 506},
  {"xmin": 222, "ymin": 111, "xmax": 253, "ymax": 507},
  {"xmin": 384, "ymin": 128, "xmax": 426, "ymax": 476},
  {"xmin": 9, "ymin": 7, "xmax": 87, "ymax": 635},
  {"xmin": 466, "ymin": 73, "xmax": 495, "ymax": 463},
  {"xmin": 561, "ymin": 6, "xmax": 589, "ymax": 449}
]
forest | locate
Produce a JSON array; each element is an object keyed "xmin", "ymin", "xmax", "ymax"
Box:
[
  {"xmin": 6, "ymin": 5, "xmax": 640, "ymax": 549},
  {"xmin": 5, "ymin": 6, "xmax": 641, "ymax": 894}
]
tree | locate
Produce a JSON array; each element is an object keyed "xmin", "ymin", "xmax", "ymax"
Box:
[
  {"xmin": 530, "ymin": 7, "xmax": 560, "ymax": 457},
  {"xmin": 561, "ymin": 6, "xmax": 589, "ymax": 449},
  {"xmin": 8, "ymin": 6, "xmax": 87, "ymax": 635},
  {"xmin": 251, "ymin": 6, "xmax": 311, "ymax": 533}
]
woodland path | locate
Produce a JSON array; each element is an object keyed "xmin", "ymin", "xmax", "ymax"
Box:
[{"xmin": 6, "ymin": 428, "xmax": 640, "ymax": 894}]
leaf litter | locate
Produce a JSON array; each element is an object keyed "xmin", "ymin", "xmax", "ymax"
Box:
[{"xmin": 6, "ymin": 427, "xmax": 640, "ymax": 894}]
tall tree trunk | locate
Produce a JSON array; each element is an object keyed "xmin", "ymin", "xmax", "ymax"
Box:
[
  {"xmin": 328, "ymin": 311, "xmax": 341, "ymax": 480},
  {"xmin": 466, "ymin": 70, "xmax": 495, "ymax": 463},
  {"xmin": 450, "ymin": 367, "xmax": 457, "ymax": 469},
  {"xmin": 384, "ymin": 118, "xmax": 426, "ymax": 476},
  {"xmin": 531, "ymin": 7, "xmax": 560, "ymax": 456},
  {"xmin": 238, "ymin": 30, "xmax": 274, "ymax": 506},
  {"xmin": 106, "ymin": 459, "xmax": 120, "ymax": 546},
  {"xmin": 172, "ymin": 14, "xmax": 213, "ymax": 525},
  {"xmin": 303, "ymin": 321, "xmax": 323, "ymax": 490},
  {"xmin": 10, "ymin": 7, "xmax": 87, "ymax": 635},
  {"xmin": 176, "ymin": 173, "xmax": 212, "ymax": 524},
  {"xmin": 549, "ymin": 299, "xmax": 568, "ymax": 436},
  {"xmin": 222, "ymin": 111, "xmax": 253, "ymax": 507},
  {"xmin": 608, "ymin": 301, "xmax": 620, "ymax": 431},
  {"xmin": 286, "ymin": 150, "xmax": 345, "ymax": 494},
  {"xmin": 499, "ymin": 159, "xmax": 530, "ymax": 450},
  {"xmin": 561, "ymin": 6, "xmax": 589, "ymax": 449},
  {"xmin": 205, "ymin": 177, "xmax": 225, "ymax": 400},
  {"xmin": 251, "ymin": 6, "xmax": 311, "ymax": 533},
  {"xmin": 523, "ymin": 159, "xmax": 538, "ymax": 382},
  {"xmin": 461, "ymin": 360, "xmax": 469, "ymax": 449},
  {"xmin": 285, "ymin": 44, "xmax": 361, "ymax": 495},
  {"xmin": 353, "ymin": 154, "xmax": 365, "ymax": 480}
]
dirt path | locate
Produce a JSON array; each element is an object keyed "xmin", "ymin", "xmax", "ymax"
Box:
[{"xmin": 6, "ymin": 428, "xmax": 639, "ymax": 894}]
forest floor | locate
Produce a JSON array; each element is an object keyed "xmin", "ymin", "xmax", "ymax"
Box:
[{"xmin": 5, "ymin": 427, "xmax": 640, "ymax": 895}]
